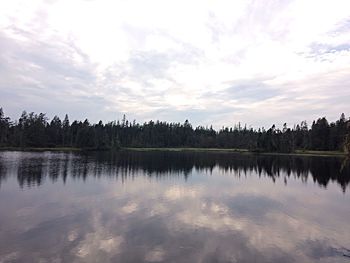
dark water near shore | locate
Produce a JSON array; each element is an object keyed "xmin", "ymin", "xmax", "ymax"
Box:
[{"xmin": 0, "ymin": 151, "xmax": 350, "ymax": 263}]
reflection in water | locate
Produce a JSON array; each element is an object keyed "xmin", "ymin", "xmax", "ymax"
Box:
[
  {"xmin": 0, "ymin": 151, "xmax": 350, "ymax": 263},
  {"xmin": 0, "ymin": 151, "xmax": 349, "ymax": 192}
]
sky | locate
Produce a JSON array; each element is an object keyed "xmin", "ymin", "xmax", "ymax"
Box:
[{"xmin": 1, "ymin": 0, "xmax": 350, "ymax": 128}]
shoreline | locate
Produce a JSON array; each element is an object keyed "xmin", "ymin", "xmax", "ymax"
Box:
[
  {"xmin": 0, "ymin": 147, "xmax": 346, "ymax": 157},
  {"xmin": 0, "ymin": 147, "xmax": 82, "ymax": 152},
  {"xmin": 124, "ymin": 147, "xmax": 346, "ymax": 157}
]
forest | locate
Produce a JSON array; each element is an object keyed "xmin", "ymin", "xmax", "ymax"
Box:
[{"xmin": 0, "ymin": 107, "xmax": 350, "ymax": 153}]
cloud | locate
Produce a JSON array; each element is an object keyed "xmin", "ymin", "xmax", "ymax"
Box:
[
  {"xmin": 0, "ymin": 28, "xmax": 115, "ymax": 121},
  {"xmin": 0, "ymin": 0, "xmax": 350, "ymax": 127},
  {"xmin": 206, "ymin": 79, "xmax": 280, "ymax": 102}
]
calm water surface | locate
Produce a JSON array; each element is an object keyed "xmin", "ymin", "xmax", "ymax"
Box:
[{"xmin": 0, "ymin": 151, "xmax": 350, "ymax": 263}]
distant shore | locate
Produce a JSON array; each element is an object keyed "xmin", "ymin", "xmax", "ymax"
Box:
[
  {"xmin": 0, "ymin": 147, "xmax": 347, "ymax": 157},
  {"xmin": 0, "ymin": 147, "xmax": 82, "ymax": 152},
  {"xmin": 124, "ymin": 147, "xmax": 346, "ymax": 157}
]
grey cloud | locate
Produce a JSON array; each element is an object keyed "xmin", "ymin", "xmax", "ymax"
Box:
[
  {"xmin": 97, "ymin": 39, "xmax": 205, "ymax": 121},
  {"xmin": 203, "ymin": 79, "xmax": 279, "ymax": 102},
  {"xmin": 142, "ymin": 106, "xmax": 238, "ymax": 127},
  {"xmin": 100, "ymin": 54, "xmax": 181, "ymax": 104},
  {"xmin": 276, "ymin": 70, "xmax": 350, "ymax": 124},
  {"xmin": 303, "ymin": 18, "xmax": 350, "ymax": 59},
  {"xmin": 128, "ymin": 50, "xmax": 174, "ymax": 79},
  {"xmin": 0, "ymin": 27, "xmax": 95, "ymax": 80},
  {"xmin": 308, "ymin": 43, "xmax": 350, "ymax": 57},
  {"xmin": 104, "ymin": 43, "xmax": 203, "ymax": 89},
  {"xmin": 330, "ymin": 19, "xmax": 350, "ymax": 35},
  {"xmin": 0, "ymin": 28, "xmax": 123, "ymax": 122},
  {"xmin": 225, "ymin": 80, "xmax": 279, "ymax": 101}
]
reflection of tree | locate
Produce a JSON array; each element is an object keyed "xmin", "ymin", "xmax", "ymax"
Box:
[
  {"xmin": 17, "ymin": 157, "xmax": 45, "ymax": 188},
  {"xmin": 0, "ymin": 155, "xmax": 7, "ymax": 187},
  {"xmin": 0, "ymin": 152, "xmax": 349, "ymax": 191},
  {"xmin": 62, "ymin": 154, "xmax": 69, "ymax": 184}
]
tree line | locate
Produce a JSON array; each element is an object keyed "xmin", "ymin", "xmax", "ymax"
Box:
[{"xmin": 0, "ymin": 107, "xmax": 350, "ymax": 153}]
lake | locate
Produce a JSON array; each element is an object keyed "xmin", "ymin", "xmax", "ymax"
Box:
[{"xmin": 0, "ymin": 151, "xmax": 350, "ymax": 263}]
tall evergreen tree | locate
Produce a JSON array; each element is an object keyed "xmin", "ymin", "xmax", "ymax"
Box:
[{"xmin": 0, "ymin": 106, "xmax": 349, "ymax": 153}]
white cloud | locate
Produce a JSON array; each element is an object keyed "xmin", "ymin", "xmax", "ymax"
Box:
[{"xmin": 1, "ymin": 0, "xmax": 350, "ymax": 127}]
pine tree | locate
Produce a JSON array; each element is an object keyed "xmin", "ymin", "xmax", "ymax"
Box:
[
  {"xmin": 344, "ymin": 123, "xmax": 350, "ymax": 156},
  {"xmin": 62, "ymin": 114, "xmax": 70, "ymax": 146}
]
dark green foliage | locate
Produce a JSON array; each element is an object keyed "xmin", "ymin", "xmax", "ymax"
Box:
[
  {"xmin": 310, "ymin": 117, "xmax": 330, "ymax": 150},
  {"xmin": 345, "ymin": 136, "xmax": 350, "ymax": 156},
  {"xmin": 344, "ymin": 122, "xmax": 350, "ymax": 156},
  {"xmin": 16, "ymin": 111, "xmax": 48, "ymax": 147},
  {"xmin": 0, "ymin": 107, "xmax": 349, "ymax": 152},
  {"xmin": 0, "ymin": 108, "xmax": 11, "ymax": 146}
]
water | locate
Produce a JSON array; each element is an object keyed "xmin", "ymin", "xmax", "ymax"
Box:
[{"xmin": 0, "ymin": 151, "xmax": 350, "ymax": 263}]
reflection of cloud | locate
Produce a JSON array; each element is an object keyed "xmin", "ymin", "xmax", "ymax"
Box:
[
  {"xmin": 1, "ymin": 152, "xmax": 350, "ymax": 262},
  {"xmin": 99, "ymin": 238, "xmax": 122, "ymax": 253},
  {"xmin": 297, "ymin": 239, "xmax": 341, "ymax": 260},
  {"xmin": 73, "ymin": 212, "xmax": 124, "ymax": 262},
  {"xmin": 76, "ymin": 234, "xmax": 123, "ymax": 259},
  {"xmin": 145, "ymin": 246, "xmax": 165, "ymax": 262},
  {"xmin": 225, "ymin": 194, "xmax": 283, "ymax": 219},
  {"xmin": 67, "ymin": 230, "xmax": 78, "ymax": 242},
  {"xmin": 175, "ymin": 200, "xmax": 245, "ymax": 232},
  {"xmin": 148, "ymin": 203, "xmax": 169, "ymax": 217},
  {"xmin": 164, "ymin": 186, "xmax": 201, "ymax": 201},
  {"xmin": 121, "ymin": 202, "xmax": 138, "ymax": 214},
  {"xmin": 207, "ymin": 202, "xmax": 228, "ymax": 215},
  {"xmin": 0, "ymin": 252, "xmax": 18, "ymax": 263}
]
